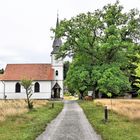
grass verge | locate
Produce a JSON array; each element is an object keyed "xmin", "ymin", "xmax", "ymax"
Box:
[
  {"xmin": 0, "ymin": 102, "xmax": 63, "ymax": 140},
  {"xmin": 79, "ymin": 101, "xmax": 140, "ymax": 140}
]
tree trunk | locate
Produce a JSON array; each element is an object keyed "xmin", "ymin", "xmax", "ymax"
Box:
[
  {"xmin": 26, "ymin": 89, "xmax": 30, "ymax": 109},
  {"xmin": 79, "ymin": 91, "xmax": 84, "ymax": 100}
]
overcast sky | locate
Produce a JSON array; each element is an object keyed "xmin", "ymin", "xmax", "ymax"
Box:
[{"xmin": 0, "ymin": 0, "xmax": 140, "ymax": 68}]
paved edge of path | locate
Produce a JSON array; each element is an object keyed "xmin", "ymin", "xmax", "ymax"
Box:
[
  {"xmin": 36, "ymin": 100, "xmax": 102, "ymax": 140},
  {"xmin": 36, "ymin": 103, "xmax": 66, "ymax": 140}
]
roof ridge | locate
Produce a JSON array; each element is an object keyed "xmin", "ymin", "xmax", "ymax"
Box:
[{"xmin": 6, "ymin": 63, "xmax": 51, "ymax": 65}]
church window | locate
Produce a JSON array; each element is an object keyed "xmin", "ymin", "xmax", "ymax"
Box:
[
  {"xmin": 34, "ymin": 82, "xmax": 40, "ymax": 92},
  {"xmin": 56, "ymin": 70, "xmax": 58, "ymax": 76},
  {"xmin": 15, "ymin": 83, "xmax": 21, "ymax": 93}
]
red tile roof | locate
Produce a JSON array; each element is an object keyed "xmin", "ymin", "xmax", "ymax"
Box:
[{"xmin": 1, "ymin": 64, "xmax": 54, "ymax": 81}]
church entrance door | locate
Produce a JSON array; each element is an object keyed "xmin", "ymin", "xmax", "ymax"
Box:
[
  {"xmin": 54, "ymin": 88, "xmax": 60, "ymax": 98},
  {"xmin": 52, "ymin": 82, "xmax": 61, "ymax": 98}
]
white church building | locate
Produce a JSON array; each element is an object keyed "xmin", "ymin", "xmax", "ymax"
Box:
[{"xmin": 0, "ymin": 17, "xmax": 63, "ymax": 99}]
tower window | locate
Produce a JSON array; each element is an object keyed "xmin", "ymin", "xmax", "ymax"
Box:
[
  {"xmin": 56, "ymin": 70, "xmax": 58, "ymax": 76},
  {"xmin": 15, "ymin": 83, "xmax": 21, "ymax": 93},
  {"xmin": 34, "ymin": 82, "xmax": 40, "ymax": 92}
]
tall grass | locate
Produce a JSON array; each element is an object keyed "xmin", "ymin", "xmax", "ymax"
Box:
[
  {"xmin": 79, "ymin": 101, "xmax": 140, "ymax": 140},
  {"xmin": 0, "ymin": 101, "xmax": 63, "ymax": 140},
  {"xmin": 64, "ymin": 95, "xmax": 78, "ymax": 100},
  {"xmin": 95, "ymin": 99, "xmax": 140, "ymax": 120},
  {"xmin": 0, "ymin": 100, "xmax": 48, "ymax": 121}
]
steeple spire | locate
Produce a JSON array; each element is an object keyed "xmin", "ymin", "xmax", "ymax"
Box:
[
  {"xmin": 51, "ymin": 12, "xmax": 62, "ymax": 54},
  {"xmin": 56, "ymin": 10, "xmax": 59, "ymax": 28}
]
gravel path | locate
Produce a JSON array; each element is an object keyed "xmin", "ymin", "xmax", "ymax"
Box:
[{"xmin": 36, "ymin": 100, "xmax": 102, "ymax": 140}]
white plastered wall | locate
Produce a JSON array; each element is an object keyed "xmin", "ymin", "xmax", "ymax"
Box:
[
  {"xmin": 51, "ymin": 54, "xmax": 64, "ymax": 98},
  {"xmin": 0, "ymin": 81, "xmax": 52, "ymax": 99}
]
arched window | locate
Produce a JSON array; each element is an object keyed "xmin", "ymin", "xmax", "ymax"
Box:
[
  {"xmin": 34, "ymin": 82, "xmax": 40, "ymax": 92},
  {"xmin": 15, "ymin": 83, "xmax": 21, "ymax": 93},
  {"xmin": 56, "ymin": 70, "xmax": 58, "ymax": 76}
]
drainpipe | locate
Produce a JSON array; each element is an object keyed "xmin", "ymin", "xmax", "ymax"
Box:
[{"xmin": 1, "ymin": 81, "xmax": 6, "ymax": 100}]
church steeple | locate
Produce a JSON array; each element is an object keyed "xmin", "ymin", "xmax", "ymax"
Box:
[
  {"xmin": 56, "ymin": 12, "xmax": 59, "ymax": 30},
  {"xmin": 51, "ymin": 13, "xmax": 63, "ymax": 99},
  {"xmin": 52, "ymin": 14, "xmax": 62, "ymax": 54}
]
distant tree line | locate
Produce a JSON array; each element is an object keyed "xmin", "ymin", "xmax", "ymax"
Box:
[{"xmin": 0, "ymin": 69, "xmax": 4, "ymax": 74}]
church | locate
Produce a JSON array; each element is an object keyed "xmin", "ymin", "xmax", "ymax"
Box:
[{"xmin": 0, "ymin": 17, "xmax": 63, "ymax": 99}]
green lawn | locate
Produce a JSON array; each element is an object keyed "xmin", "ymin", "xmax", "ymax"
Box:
[
  {"xmin": 0, "ymin": 102, "xmax": 63, "ymax": 140},
  {"xmin": 79, "ymin": 101, "xmax": 140, "ymax": 140}
]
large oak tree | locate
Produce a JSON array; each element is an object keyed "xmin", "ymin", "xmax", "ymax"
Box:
[{"xmin": 54, "ymin": 1, "xmax": 140, "ymax": 98}]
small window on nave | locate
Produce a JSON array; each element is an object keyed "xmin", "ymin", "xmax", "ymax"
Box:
[
  {"xmin": 15, "ymin": 83, "xmax": 21, "ymax": 93},
  {"xmin": 34, "ymin": 82, "xmax": 40, "ymax": 92}
]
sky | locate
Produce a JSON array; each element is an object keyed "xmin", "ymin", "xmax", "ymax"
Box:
[{"xmin": 0, "ymin": 0, "xmax": 140, "ymax": 68}]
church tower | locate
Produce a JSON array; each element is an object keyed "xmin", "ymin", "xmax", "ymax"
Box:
[{"xmin": 51, "ymin": 15, "xmax": 63, "ymax": 98}]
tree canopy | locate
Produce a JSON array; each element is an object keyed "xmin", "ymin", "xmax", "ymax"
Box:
[{"xmin": 53, "ymin": 1, "xmax": 140, "ymax": 97}]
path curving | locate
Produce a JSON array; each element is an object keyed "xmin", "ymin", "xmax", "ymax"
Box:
[{"xmin": 36, "ymin": 100, "xmax": 102, "ymax": 140}]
